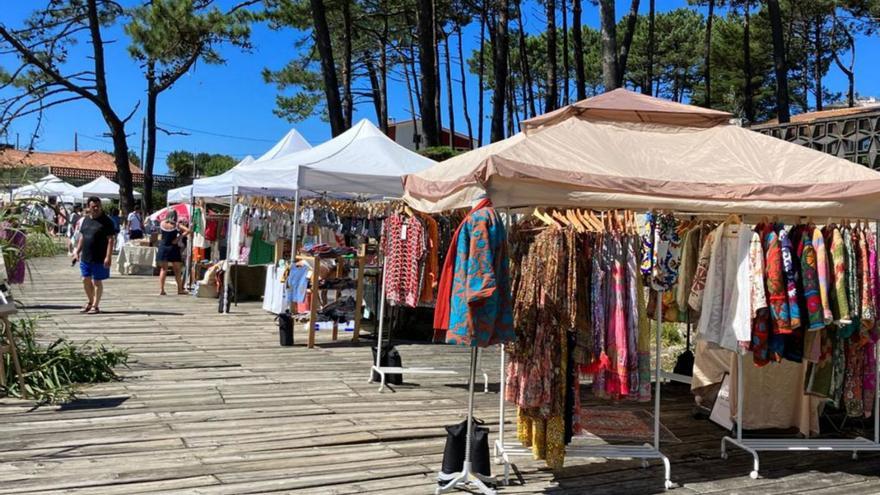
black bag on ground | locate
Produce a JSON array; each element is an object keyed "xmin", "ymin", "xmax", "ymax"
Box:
[
  {"xmin": 277, "ymin": 310, "xmax": 294, "ymax": 346},
  {"xmin": 370, "ymin": 344, "xmax": 403, "ymax": 385},
  {"xmin": 440, "ymin": 419, "xmax": 491, "ymax": 478}
]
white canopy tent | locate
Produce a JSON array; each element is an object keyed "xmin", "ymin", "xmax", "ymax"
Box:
[
  {"xmin": 167, "ymin": 128, "xmax": 314, "ymax": 204},
  {"xmin": 75, "ymin": 175, "xmax": 142, "ymax": 201},
  {"xmin": 190, "ymin": 128, "xmax": 313, "ymax": 200},
  {"xmin": 12, "ymin": 174, "xmax": 79, "ymax": 203},
  {"xmin": 166, "ymin": 156, "xmax": 256, "ymax": 204},
  {"xmin": 233, "ymin": 119, "xmax": 437, "ymax": 198}
]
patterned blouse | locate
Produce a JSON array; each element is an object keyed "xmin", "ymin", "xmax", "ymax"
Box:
[
  {"xmin": 382, "ymin": 213, "xmax": 427, "ymax": 307},
  {"xmin": 445, "ymin": 207, "xmax": 515, "ymax": 348}
]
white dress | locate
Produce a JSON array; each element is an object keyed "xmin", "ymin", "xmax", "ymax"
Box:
[{"xmin": 696, "ymin": 223, "xmax": 753, "ymax": 351}]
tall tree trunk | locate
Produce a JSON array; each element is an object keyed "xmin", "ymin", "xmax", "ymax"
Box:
[
  {"xmin": 364, "ymin": 53, "xmax": 383, "ymax": 126},
  {"xmin": 457, "ymin": 25, "xmax": 474, "ymax": 149},
  {"xmin": 477, "ymin": 5, "xmax": 486, "ymax": 147},
  {"xmin": 516, "ymin": 0, "xmax": 537, "ymax": 117},
  {"xmin": 88, "ymin": 0, "xmax": 133, "ymax": 211},
  {"xmin": 408, "ymin": 38, "xmax": 422, "ymax": 108},
  {"xmin": 767, "ymin": 0, "xmax": 790, "ymax": 123},
  {"xmin": 572, "ymin": 0, "xmax": 585, "ymax": 100},
  {"xmin": 341, "ymin": 0, "xmax": 353, "ymax": 128},
  {"xmin": 433, "ymin": 0, "xmax": 442, "ymax": 138},
  {"xmin": 310, "ymin": 0, "xmax": 346, "ymax": 135},
  {"xmin": 703, "ymin": 0, "xmax": 714, "ymax": 107},
  {"xmin": 617, "ymin": 0, "xmax": 640, "ymax": 87},
  {"xmin": 813, "ymin": 15, "xmax": 823, "ymax": 111},
  {"xmin": 599, "ymin": 0, "xmax": 619, "ymax": 91},
  {"xmin": 831, "ymin": 19, "xmax": 855, "ymax": 108},
  {"xmin": 561, "ymin": 0, "xmax": 569, "ymax": 105},
  {"xmin": 743, "ymin": 1, "xmax": 754, "ymax": 122},
  {"xmin": 144, "ymin": 71, "xmax": 157, "ymax": 213},
  {"xmin": 417, "ymin": 0, "xmax": 440, "ymax": 146},
  {"xmin": 545, "ymin": 0, "xmax": 558, "ymax": 111},
  {"xmin": 644, "ymin": 0, "xmax": 654, "ymax": 95},
  {"xmin": 443, "ymin": 31, "xmax": 455, "ymax": 148},
  {"xmin": 490, "ymin": 0, "xmax": 509, "ymax": 143},
  {"xmin": 507, "ymin": 54, "xmax": 516, "ymax": 137},
  {"xmin": 379, "ymin": 26, "xmax": 388, "ymax": 132},
  {"xmin": 402, "ymin": 53, "xmax": 420, "ymax": 149}
]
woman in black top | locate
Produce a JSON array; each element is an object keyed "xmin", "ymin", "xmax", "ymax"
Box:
[{"xmin": 157, "ymin": 211, "xmax": 190, "ymax": 295}]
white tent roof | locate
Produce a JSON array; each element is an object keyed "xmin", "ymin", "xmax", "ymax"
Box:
[
  {"xmin": 403, "ymin": 89, "xmax": 880, "ymax": 218},
  {"xmin": 169, "ymin": 155, "xmax": 260, "ymax": 204},
  {"xmin": 234, "ymin": 119, "xmax": 437, "ymax": 197},
  {"xmin": 76, "ymin": 175, "xmax": 142, "ymax": 200},
  {"xmin": 12, "ymin": 174, "xmax": 79, "ymax": 202},
  {"xmin": 190, "ymin": 128, "xmax": 314, "ymax": 199},
  {"xmin": 256, "ymin": 128, "xmax": 311, "ymax": 162}
]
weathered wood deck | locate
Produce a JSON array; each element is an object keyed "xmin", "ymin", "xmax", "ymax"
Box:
[{"xmin": 2, "ymin": 255, "xmax": 880, "ymax": 494}]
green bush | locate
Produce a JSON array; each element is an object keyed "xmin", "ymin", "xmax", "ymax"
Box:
[
  {"xmin": 2, "ymin": 317, "xmax": 129, "ymax": 404},
  {"xmin": 23, "ymin": 231, "xmax": 62, "ymax": 258}
]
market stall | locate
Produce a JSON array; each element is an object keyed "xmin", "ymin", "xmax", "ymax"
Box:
[
  {"xmin": 226, "ymin": 119, "xmax": 437, "ymax": 353},
  {"xmin": 403, "ymin": 88, "xmax": 880, "ymax": 493}
]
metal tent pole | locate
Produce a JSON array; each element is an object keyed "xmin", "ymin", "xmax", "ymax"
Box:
[
  {"xmin": 654, "ymin": 288, "xmax": 663, "ymax": 451},
  {"xmin": 369, "ymin": 255, "xmax": 389, "ymax": 391},
  {"xmin": 222, "ymin": 186, "xmax": 236, "ymax": 314}
]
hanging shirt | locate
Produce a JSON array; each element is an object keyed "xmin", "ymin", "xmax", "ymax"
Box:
[
  {"xmin": 445, "ymin": 206, "xmax": 515, "ymax": 348},
  {"xmin": 696, "ymin": 223, "xmax": 752, "ymax": 351},
  {"xmin": 382, "ymin": 214, "xmax": 427, "ymax": 307},
  {"xmin": 286, "ymin": 264, "xmax": 310, "ymax": 304}
]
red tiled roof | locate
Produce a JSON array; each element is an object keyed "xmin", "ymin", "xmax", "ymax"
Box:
[{"xmin": 0, "ymin": 149, "xmax": 143, "ymax": 174}]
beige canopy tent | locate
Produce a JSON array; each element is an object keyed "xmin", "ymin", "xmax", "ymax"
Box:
[{"xmin": 402, "ymin": 88, "xmax": 880, "ymax": 218}]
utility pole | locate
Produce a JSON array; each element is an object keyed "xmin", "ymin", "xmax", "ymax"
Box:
[{"xmin": 74, "ymin": 132, "xmax": 78, "ymax": 151}]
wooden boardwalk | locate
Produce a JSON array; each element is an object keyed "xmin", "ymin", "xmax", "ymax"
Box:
[{"xmin": 2, "ymin": 255, "xmax": 880, "ymax": 494}]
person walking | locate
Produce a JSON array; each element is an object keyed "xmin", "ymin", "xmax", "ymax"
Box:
[
  {"xmin": 157, "ymin": 211, "xmax": 190, "ymax": 295},
  {"xmin": 72, "ymin": 197, "xmax": 115, "ymax": 314},
  {"xmin": 127, "ymin": 206, "xmax": 144, "ymax": 240},
  {"xmin": 67, "ymin": 205, "xmax": 82, "ymax": 255}
]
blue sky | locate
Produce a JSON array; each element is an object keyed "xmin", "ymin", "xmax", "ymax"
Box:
[{"xmin": 2, "ymin": 0, "xmax": 875, "ymax": 174}]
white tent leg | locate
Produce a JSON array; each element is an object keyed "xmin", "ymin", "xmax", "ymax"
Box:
[{"xmin": 221, "ymin": 186, "xmax": 236, "ymax": 314}]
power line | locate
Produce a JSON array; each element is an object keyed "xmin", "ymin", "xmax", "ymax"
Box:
[{"xmin": 157, "ymin": 121, "xmax": 276, "ymax": 143}]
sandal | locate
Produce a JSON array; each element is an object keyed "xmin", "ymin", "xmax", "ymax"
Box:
[
  {"xmin": 159, "ymin": 291, "xmax": 167, "ymax": 296},
  {"xmin": 79, "ymin": 303, "xmax": 92, "ymax": 313},
  {"xmin": 87, "ymin": 306, "xmax": 101, "ymax": 314}
]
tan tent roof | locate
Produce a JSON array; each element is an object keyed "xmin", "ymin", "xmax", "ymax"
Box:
[
  {"xmin": 403, "ymin": 89, "xmax": 880, "ymax": 218},
  {"xmin": 521, "ymin": 88, "xmax": 734, "ymax": 130}
]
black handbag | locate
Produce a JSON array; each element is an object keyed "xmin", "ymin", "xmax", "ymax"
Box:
[
  {"xmin": 371, "ymin": 344, "xmax": 403, "ymax": 385},
  {"xmin": 276, "ymin": 310, "xmax": 294, "ymax": 346},
  {"xmin": 440, "ymin": 419, "xmax": 492, "ymax": 479}
]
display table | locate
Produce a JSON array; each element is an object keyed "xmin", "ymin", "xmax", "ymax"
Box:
[{"xmin": 115, "ymin": 244, "xmax": 157, "ymax": 275}]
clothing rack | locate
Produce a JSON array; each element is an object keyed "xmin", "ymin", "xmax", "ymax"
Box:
[
  {"xmin": 718, "ymin": 216, "xmax": 880, "ymax": 477},
  {"xmin": 493, "ymin": 288, "xmax": 673, "ymax": 490},
  {"xmin": 295, "ymin": 251, "xmax": 365, "ymax": 349}
]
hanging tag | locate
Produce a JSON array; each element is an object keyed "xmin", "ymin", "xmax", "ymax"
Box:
[{"xmin": 401, "ymin": 225, "xmax": 407, "ymax": 240}]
